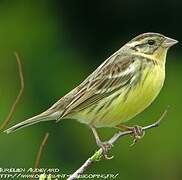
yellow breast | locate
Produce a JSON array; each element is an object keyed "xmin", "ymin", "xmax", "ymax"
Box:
[{"xmin": 94, "ymin": 64, "xmax": 165, "ymax": 127}]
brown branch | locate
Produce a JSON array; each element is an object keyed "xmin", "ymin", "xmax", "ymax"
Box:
[
  {"xmin": 0, "ymin": 52, "xmax": 24, "ymax": 130},
  {"xmin": 31, "ymin": 132, "xmax": 50, "ymax": 180},
  {"xmin": 0, "ymin": 52, "xmax": 49, "ymax": 179},
  {"xmin": 67, "ymin": 108, "xmax": 168, "ymax": 180},
  {"xmin": 34, "ymin": 132, "xmax": 50, "ymax": 168}
]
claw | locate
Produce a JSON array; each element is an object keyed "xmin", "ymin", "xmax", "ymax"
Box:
[
  {"xmin": 103, "ymin": 154, "xmax": 114, "ymax": 160},
  {"xmin": 97, "ymin": 141, "xmax": 114, "ymax": 160},
  {"xmin": 129, "ymin": 125, "xmax": 145, "ymax": 146}
]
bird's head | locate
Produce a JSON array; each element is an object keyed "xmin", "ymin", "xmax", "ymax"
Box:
[{"xmin": 125, "ymin": 32, "xmax": 178, "ymax": 63}]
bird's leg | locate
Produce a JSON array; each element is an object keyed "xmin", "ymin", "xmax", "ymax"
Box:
[
  {"xmin": 89, "ymin": 125, "xmax": 113, "ymax": 160},
  {"xmin": 115, "ymin": 124, "xmax": 145, "ymax": 146}
]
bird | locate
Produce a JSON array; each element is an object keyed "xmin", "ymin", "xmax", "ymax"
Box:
[{"xmin": 4, "ymin": 32, "xmax": 178, "ymax": 156}]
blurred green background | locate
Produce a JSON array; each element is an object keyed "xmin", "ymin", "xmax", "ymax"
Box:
[{"xmin": 0, "ymin": 0, "xmax": 181, "ymax": 179}]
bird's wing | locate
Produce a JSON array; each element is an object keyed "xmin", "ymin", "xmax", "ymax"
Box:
[{"xmin": 60, "ymin": 54, "xmax": 141, "ymax": 118}]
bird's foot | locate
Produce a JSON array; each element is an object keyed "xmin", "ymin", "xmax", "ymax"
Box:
[
  {"xmin": 128, "ymin": 125, "xmax": 145, "ymax": 146},
  {"xmin": 90, "ymin": 125, "xmax": 114, "ymax": 160},
  {"xmin": 115, "ymin": 124, "xmax": 145, "ymax": 145},
  {"xmin": 97, "ymin": 141, "xmax": 114, "ymax": 160}
]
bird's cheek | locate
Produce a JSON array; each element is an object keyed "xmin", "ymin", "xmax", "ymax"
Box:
[{"xmin": 154, "ymin": 48, "xmax": 167, "ymax": 61}]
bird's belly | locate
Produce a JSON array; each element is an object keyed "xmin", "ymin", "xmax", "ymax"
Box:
[{"xmin": 70, "ymin": 67, "xmax": 165, "ymax": 128}]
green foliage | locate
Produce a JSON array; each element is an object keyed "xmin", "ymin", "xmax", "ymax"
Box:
[{"xmin": 90, "ymin": 149, "xmax": 103, "ymax": 162}]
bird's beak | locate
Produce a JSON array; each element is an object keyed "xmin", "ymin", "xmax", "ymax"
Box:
[{"xmin": 163, "ymin": 36, "xmax": 178, "ymax": 48}]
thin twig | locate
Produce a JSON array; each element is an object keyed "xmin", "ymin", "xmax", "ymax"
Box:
[
  {"xmin": 31, "ymin": 132, "xmax": 50, "ymax": 180},
  {"xmin": 109, "ymin": 106, "xmax": 169, "ymax": 145},
  {"xmin": 34, "ymin": 133, "xmax": 50, "ymax": 168},
  {"xmin": 67, "ymin": 108, "xmax": 168, "ymax": 180},
  {"xmin": 0, "ymin": 52, "xmax": 24, "ymax": 130}
]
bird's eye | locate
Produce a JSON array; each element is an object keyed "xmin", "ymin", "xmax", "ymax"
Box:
[{"xmin": 147, "ymin": 39, "xmax": 155, "ymax": 45}]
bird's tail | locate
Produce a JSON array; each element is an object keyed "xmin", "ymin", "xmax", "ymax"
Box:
[{"xmin": 4, "ymin": 110, "xmax": 60, "ymax": 134}]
